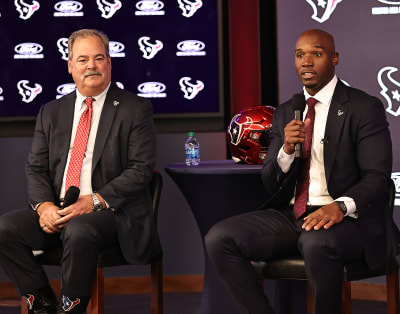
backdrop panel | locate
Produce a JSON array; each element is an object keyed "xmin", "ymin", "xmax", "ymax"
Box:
[{"xmin": 0, "ymin": 0, "xmax": 222, "ymax": 119}]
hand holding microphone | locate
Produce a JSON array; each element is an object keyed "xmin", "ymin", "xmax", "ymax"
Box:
[
  {"xmin": 283, "ymin": 94, "xmax": 306, "ymax": 157},
  {"xmin": 62, "ymin": 186, "xmax": 80, "ymax": 208},
  {"xmin": 292, "ymin": 94, "xmax": 306, "ymax": 158}
]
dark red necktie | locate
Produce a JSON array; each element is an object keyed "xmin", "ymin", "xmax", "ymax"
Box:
[
  {"xmin": 65, "ymin": 97, "xmax": 93, "ymax": 192},
  {"xmin": 293, "ymin": 97, "xmax": 318, "ymax": 219}
]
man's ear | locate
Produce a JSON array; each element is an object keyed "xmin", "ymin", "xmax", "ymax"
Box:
[
  {"xmin": 332, "ymin": 52, "xmax": 339, "ymax": 66},
  {"xmin": 67, "ymin": 59, "xmax": 72, "ymax": 74}
]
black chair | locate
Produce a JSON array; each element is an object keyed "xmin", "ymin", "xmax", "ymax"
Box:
[
  {"xmin": 251, "ymin": 179, "xmax": 399, "ymax": 314},
  {"xmin": 21, "ymin": 171, "xmax": 163, "ymax": 314}
]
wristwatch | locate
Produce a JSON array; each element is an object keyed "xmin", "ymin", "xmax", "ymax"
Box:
[
  {"xmin": 92, "ymin": 193, "xmax": 103, "ymax": 212},
  {"xmin": 335, "ymin": 201, "xmax": 347, "ymax": 216}
]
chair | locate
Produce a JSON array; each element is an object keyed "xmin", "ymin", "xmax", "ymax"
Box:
[
  {"xmin": 21, "ymin": 171, "xmax": 163, "ymax": 314},
  {"xmin": 251, "ymin": 179, "xmax": 399, "ymax": 314}
]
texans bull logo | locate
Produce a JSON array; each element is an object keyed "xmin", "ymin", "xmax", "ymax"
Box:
[
  {"xmin": 96, "ymin": 0, "xmax": 122, "ymax": 19},
  {"xmin": 138, "ymin": 36, "xmax": 163, "ymax": 59},
  {"xmin": 17, "ymin": 80, "xmax": 42, "ymax": 103},
  {"xmin": 179, "ymin": 77, "xmax": 204, "ymax": 100},
  {"xmin": 391, "ymin": 173, "xmax": 400, "ymax": 206},
  {"xmin": 177, "ymin": 0, "xmax": 203, "ymax": 18},
  {"xmin": 306, "ymin": 0, "xmax": 343, "ymax": 23},
  {"xmin": 377, "ymin": 66, "xmax": 400, "ymax": 117},
  {"xmin": 15, "ymin": 0, "xmax": 40, "ymax": 20}
]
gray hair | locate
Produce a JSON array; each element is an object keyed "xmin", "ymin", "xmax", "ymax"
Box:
[{"xmin": 68, "ymin": 29, "xmax": 110, "ymax": 60}]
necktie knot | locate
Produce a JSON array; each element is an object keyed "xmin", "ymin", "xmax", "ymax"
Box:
[
  {"xmin": 307, "ymin": 97, "xmax": 318, "ymax": 109},
  {"xmin": 85, "ymin": 97, "xmax": 94, "ymax": 110}
]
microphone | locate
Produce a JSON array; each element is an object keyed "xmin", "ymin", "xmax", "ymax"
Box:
[
  {"xmin": 62, "ymin": 186, "xmax": 80, "ymax": 208},
  {"xmin": 292, "ymin": 94, "xmax": 306, "ymax": 158}
]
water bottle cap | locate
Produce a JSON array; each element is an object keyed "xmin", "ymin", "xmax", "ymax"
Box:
[{"xmin": 188, "ymin": 131, "xmax": 195, "ymax": 137}]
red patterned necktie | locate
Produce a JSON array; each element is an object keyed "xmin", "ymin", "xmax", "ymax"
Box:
[
  {"xmin": 65, "ymin": 97, "xmax": 94, "ymax": 192},
  {"xmin": 293, "ymin": 97, "xmax": 318, "ymax": 219}
]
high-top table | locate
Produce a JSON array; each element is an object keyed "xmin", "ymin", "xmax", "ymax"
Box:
[{"xmin": 165, "ymin": 160, "xmax": 270, "ymax": 314}]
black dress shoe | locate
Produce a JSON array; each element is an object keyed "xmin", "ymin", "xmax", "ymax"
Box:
[
  {"xmin": 23, "ymin": 284, "xmax": 57, "ymax": 314},
  {"xmin": 56, "ymin": 295, "xmax": 89, "ymax": 314}
]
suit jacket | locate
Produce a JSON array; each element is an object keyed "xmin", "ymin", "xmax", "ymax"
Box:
[
  {"xmin": 25, "ymin": 83, "xmax": 162, "ymax": 264},
  {"xmin": 261, "ymin": 80, "xmax": 396, "ymax": 269}
]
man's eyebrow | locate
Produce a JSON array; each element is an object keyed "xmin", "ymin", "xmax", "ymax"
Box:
[{"xmin": 295, "ymin": 45, "xmax": 325, "ymax": 52}]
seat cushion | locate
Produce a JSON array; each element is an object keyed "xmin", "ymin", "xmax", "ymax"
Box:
[{"xmin": 251, "ymin": 256, "xmax": 399, "ymax": 282}]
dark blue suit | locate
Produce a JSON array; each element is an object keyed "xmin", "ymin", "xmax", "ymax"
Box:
[
  {"xmin": 0, "ymin": 83, "xmax": 162, "ymax": 297},
  {"xmin": 205, "ymin": 80, "xmax": 396, "ymax": 314}
]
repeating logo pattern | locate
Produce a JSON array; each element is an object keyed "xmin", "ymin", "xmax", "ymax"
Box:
[
  {"xmin": 14, "ymin": 42, "xmax": 44, "ymax": 59},
  {"xmin": 392, "ymin": 173, "xmax": 400, "ymax": 206},
  {"xmin": 179, "ymin": 77, "xmax": 204, "ymax": 99},
  {"xmin": 56, "ymin": 83, "xmax": 76, "ymax": 99},
  {"xmin": 377, "ymin": 66, "xmax": 400, "ymax": 117},
  {"xmin": 54, "ymin": 1, "xmax": 84, "ymax": 17},
  {"xmin": 4, "ymin": 1, "xmax": 217, "ymax": 118},
  {"xmin": 178, "ymin": 0, "xmax": 203, "ymax": 17},
  {"xmin": 15, "ymin": 0, "xmax": 40, "ymax": 20},
  {"xmin": 109, "ymin": 41, "xmax": 126, "ymax": 57},
  {"xmin": 137, "ymin": 82, "xmax": 167, "ymax": 98},
  {"xmin": 57, "ymin": 38, "xmax": 69, "ymax": 61},
  {"xmin": 176, "ymin": 40, "xmax": 206, "ymax": 56},
  {"xmin": 305, "ymin": 0, "xmax": 343, "ymax": 23},
  {"xmin": 97, "ymin": 0, "xmax": 122, "ymax": 18},
  {"xmin": 17, "ymin": 80, "xmax": 43, "ymax": 103},
  {"xmin": 135, "ymin": 0, "xmax": 165, "ymax": 15},
  {"xmin": 138, "ymin": 36, "xmax": 163, "ymax": 59},
  {"xmin": 372, "ymin": 0, "xmax": 400, "ymax": 15}
]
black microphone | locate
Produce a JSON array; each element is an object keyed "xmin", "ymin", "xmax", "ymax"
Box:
[
  {"xmin": 62, "ymin": 186, "xmax": 80, "ymax": 208},
  {"xmin": 292, "ymin": 94, "xmax": 306, "ymax": 158}
]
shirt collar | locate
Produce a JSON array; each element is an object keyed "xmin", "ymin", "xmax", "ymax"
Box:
[
  {"xmin": 303, "ymin": 75, "xmax": 338, "ymax": 107},
  {"xmin": 75, "ymin": 82, "xmax": 111, "ymax": 109}
]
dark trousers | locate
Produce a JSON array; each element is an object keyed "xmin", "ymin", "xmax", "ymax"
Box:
[
  {"xmin": 0, "ymin": 208, "xmax": 118, "ymax": 297},
  {"xmin": 205, "ymin": 207, "xmax": 363, "ymax": 314}
]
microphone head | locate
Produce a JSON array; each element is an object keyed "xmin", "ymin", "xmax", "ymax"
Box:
[
  {"xmin": 63, "ymin": 186, "xmax": 80, "ymax": 208},
  {"xmin": 292, "ymin": 94, "xmax": 306, "ymax": 112}
]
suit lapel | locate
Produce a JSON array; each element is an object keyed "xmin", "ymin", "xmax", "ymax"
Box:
[
  {"xmin": 55, "ymin": 92, "xmax": 76, "ymax": 192},
  {"xmin": 323, "ymin": 81, "xmax": 349, "ymax": 184},
  {"xmin": 92, "ymin": 84, "xmax": 121, "ymax": 174}
]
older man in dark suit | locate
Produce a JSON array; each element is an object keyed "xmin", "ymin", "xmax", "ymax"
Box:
[
  {"xmin": 205, "ymin": 29, "xmax": 397, "ymax": 314},
  {"xmin": 0, "ymin": 29, "xmax": 161, "ymax": 314}
]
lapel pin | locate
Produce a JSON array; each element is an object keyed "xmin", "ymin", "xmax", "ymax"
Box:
[
  {"xmin": 113, "ymin": 100, "xmax": 119, "ymax": 106},
  {"xmin": 337, "ymin": 110, "xmax": 343, "ymax": 117}
]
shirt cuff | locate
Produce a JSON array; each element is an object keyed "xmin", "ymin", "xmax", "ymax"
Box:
[
  {"xmin": 335, "ymin": 197, "xmax": 357, "ymax": 218},
  {"xmin": 277, "ymin": 145, "xmax": 295, "ymax": 173}
]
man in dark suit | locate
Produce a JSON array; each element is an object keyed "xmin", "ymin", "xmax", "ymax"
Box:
[
  {"xmin": 0, "ymin": 29, "xmax": 161, "ymax": 314},
  {"xmin": 205, "ymin": 29, "xmax": 396, "ymax": 314}
]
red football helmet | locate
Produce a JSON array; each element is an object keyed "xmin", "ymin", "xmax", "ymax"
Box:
[{"xmin": 228, "ymin": 105, "xmax": 275, "ymax": 164}]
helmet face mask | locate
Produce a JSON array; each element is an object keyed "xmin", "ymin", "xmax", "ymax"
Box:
[{"xmin": 228, "ymin": 106, "xmax": 275, "ymax": 165}]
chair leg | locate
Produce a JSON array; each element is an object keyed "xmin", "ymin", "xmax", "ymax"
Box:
[
  {"xmin": 20, "ymin": 297, "xmax": 28, "ymax": 314},
  {"xmin": 306, "ymin": 281, "xmax": 313, "ymax": 314},
  {"xmin": 341, "ymin": 281, "xmax": 352, "ymax": 314},
  {"xmin": 86, "ymin": 267, "xmax": 104, "ymax": 314},
  {"xmin": 151, "ymin": 259, "xmax": 163, "ymax": 314},
  {"xmin": 386, "ymin": 272, "xmax": 400, "ymax": 314}
]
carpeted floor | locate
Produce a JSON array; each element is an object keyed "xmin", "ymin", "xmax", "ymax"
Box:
[{"xmin": 0, "ymin": 293, "xmax": 387, "ymax": 314}]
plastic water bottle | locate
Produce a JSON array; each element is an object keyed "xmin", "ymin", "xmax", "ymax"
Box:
[{"xmin": 185, "ymin": 132, "xmax": 200, "ymax": 166}]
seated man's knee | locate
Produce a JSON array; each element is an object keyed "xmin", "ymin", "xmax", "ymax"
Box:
[
  {"xmin": 0, "ymin": 217, "xmax": 17, "ymax": 246},
  {"xmin": 205, "ymin": 221, "xmax": 236, "ymax": 261},
  {"xmin": 61, "ymin": 218, "xmax": 98, "ymax": 245},
  {"xmin": 298, "ymin": 231, "xmax": 336, "ymax": 261}
]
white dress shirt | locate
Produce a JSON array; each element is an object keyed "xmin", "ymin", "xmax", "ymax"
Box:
[
  {"xmin": 59, "ymin": 83, "xmax": 111, "ymax": 199},
  {"xmin": 277, "ymin": 76, "xmax": 356, "ymax": 217}
]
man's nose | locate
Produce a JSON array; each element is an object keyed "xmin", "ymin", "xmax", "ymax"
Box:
[
  {"xmin": 87, "ymin": 59, "xmax": 96, "ymax": 69},
  {"xmin": 302, "ymin": 56, "xmax": 313, "ymax": 67}
]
